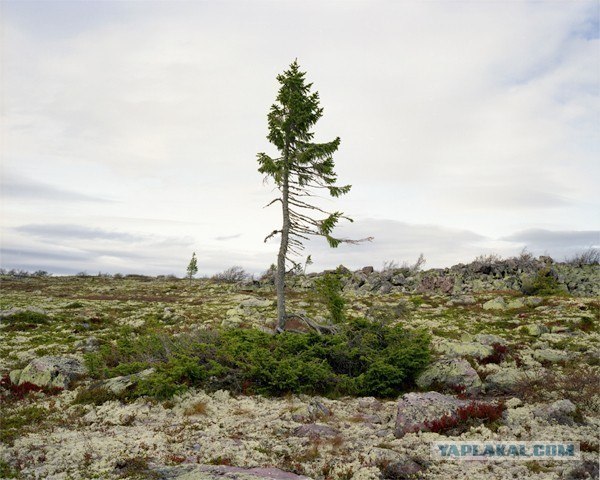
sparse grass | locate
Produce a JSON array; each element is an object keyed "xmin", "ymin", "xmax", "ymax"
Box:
[
  {"xmin": 514, "ymin": 365, "xmax": 600, "ymax": 414},
  {"xmin": 0, "ymin": 405, "xmax": 48, "ymax": 445},
  {"xmin": 183, "ymin": 400, "xmax": 208, "ymax": 416},
  {"xmin": 114, "ymin": 457, "xmax": 160, "ymax": 479},
  {"xmin": 0, "ymin": 460, "xmax": 19, "ymax": 478},
  {"xmin": 2, "ymin": 310, "xmax": 50, "ymax": 331},
  {"xmin": 73, "ymin": 385, "xmax": 124, "ymax": 406}
]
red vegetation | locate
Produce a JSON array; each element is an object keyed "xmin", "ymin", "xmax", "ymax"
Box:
[
  {"xmin": 480, "ymin": 343, "xmax": 509, "ymax": 365},
  {"xmin": 167, "ymin": 454, "xmax": 186, "ymax": 464},
  {"xmin": 0, "ymin": 375, "xmax": 63, "ymax": 401},
  {"xmin": 425, "ymin": 401, "xmax": 505, "ymax": 434}
]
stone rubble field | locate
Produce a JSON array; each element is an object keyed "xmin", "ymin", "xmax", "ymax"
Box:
[{"xmin": 0, "ymin": 260, "xmax": 599, "ymax": 480}]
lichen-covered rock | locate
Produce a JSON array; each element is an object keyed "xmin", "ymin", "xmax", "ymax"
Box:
[
  {"xmin": 239, "ymin": 297, "xmax": 273, "ymax": 308},
  {"xmin": 534, "ymin": 399, "xmax": 578, "ymax": 425},
  {"xmin": 533, "ymin": 348, "xmax": 569, "ymax": 363},
  {"xmin": 416, "ymin": 357, "xmax": 482, "ymax": 394},
  {"xmin": 447, "ymin": 294, "xmax": 476, "ymax": 306},
  {"xmin": 18, "ymin": 355, "xmax": 86, "ymax": 389},
  {"xmin": 394, "ymin": 391, "xmax": 470, "ymax": 438},
  {"xmin": 9, "ymin": 369, "xmax": 22, "ymax": 384},
  {"xmin": 0, "ymin": 306, "xmax": 48, "ymax": 318},
  {"xmin": 484, "ymin": 368, "xmax": 525, "ymax": 393},
  {"xmin": 436, "ymin": 340, "xmax": 494, "ymax": 360},
  {"xmin": 482, "ymin": 297, "xmax": 507, "ymax": 310},
  {"xmin": 379, "ymin": 457, "xmax": 425, "ymax": 479},
  {"xmin": 526, "ymin": 324, "xmax": 549, "ymax": 337},
  {"xmin": 472, "ymin": 333, "xmax": 508, "ymax": 346},
  {"xmin": 101, "ymin": 368, "xmax": 155, "ymax": 395}
]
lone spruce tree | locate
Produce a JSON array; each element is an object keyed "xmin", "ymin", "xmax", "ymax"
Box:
[
  {"xmin": 186, "ymin": 252, "xmax": 198, "ymax": 284},
  {"xmin": 257, "ymin": 60, "xmax": 370, "ymax": 331}
]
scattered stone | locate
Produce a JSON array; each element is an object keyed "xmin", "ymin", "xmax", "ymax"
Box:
[
  {"xmin": 436, "ymin": 340, "xmax": 494, "ymax": 361},
  {"xmin": 18, "ymin": 355, "xmax": 86, "ymax": 389},
  {"xmin": 526, "ymin": 324, "xmax": 549, "ymax": 337},
  {"xmin": 533, "ymin": 349, "xmax": 569, "ymax": 363},
  {"xmin": 561, "ymin": 460, "xmax": 599, "ymax": 480},
  {"xmin": 394, "ymin": 391, "xmax": 470, "ymax": 438},
  {"xmin": 308, "ymin": 399, "xmax": 332, "ymax": 419},
  {"xmin": 448, "ymin": 295, "xmax": 476, "ymax": 306},
  {"xmin": 417, "ymin": 276, "xmax": 454, "ymax": 294},
  {"xmin": 534, "ymin": 400, "xmax": 578, "ymax": 425},
  {"xmin": 485, "ymin": 368, "xmax": 525, "ymax": 393},
  {"xmin": 380, "ymin": 457, "xmax": 425, "ymax": 479},
  {"xmin": 239, "ymin": 297, "xmax": 273, "ymax": 308},
  {"xmin": 473, "ymin": 334, "xmax": 508, "ymax": 346},
  {"xmin": 74, "ymin": 336, "xmax": 99, "ymax": 352},
  {"xmin": 361, "ymin": 266, "xmax": 374, "ymax": 274},
  {"xmin": 0, "ymin": 307, "xmax": 48, "ymax": 318},
  {"xmin": 507, "ymin": 298, "xmax": 527, "ymax": 309},
  {"xmin": 482, "ymin": 297, "xmax": 507, "ymax": 310},
  {"xmin": 505, "ymin": 397, "xmax": 523, "ymax": 409},
  {"xmin": 101, "ymin": 368, "xmax": 155, "ymax": 395},
  {"xmin": 9, "ymin": 369, "xmax": 22, "ymax": 384},
  {"xmin": 416, "ymin": 357, "xmax": 482, "ymax": 394}
]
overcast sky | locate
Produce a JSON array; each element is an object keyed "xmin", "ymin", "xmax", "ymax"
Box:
[{"xmin": 1, "ymin": 0, "xmax": 599, "ymax": 276}]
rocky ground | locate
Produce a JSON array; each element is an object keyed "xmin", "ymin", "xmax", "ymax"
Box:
[{"xmin": 0, "ymin": 260, "xmax": 599, "ymax": 479}]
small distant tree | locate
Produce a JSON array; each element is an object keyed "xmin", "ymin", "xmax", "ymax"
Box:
[
  {"xmin": 257, "ymin": 60, "xmax": 371, "ymax": 331},
  {"xmin": 186, "ymin": 252, "xmax": 198, "ymax": 284},
  {"xmin": 303, "ymin": 255, "xmax": 313, "ymax": 274}
]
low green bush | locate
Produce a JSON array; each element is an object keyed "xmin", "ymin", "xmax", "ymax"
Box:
[
  {"xmin": 521, "ymin": 267, "xmax": 565, "ymax": 296},
  {"xmin": 314, "ymin": 272, "xmax": 346, "ymax": 323},
  {"xmin": 2, "ymin": 310, "xmax": 50, "ymax": 332},
  {"xmin": 87, "ymin": 320, "xmax": 430, "ymax": 399}
]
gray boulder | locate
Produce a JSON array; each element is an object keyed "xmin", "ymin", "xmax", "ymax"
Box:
[
  {"xmin": 482, "ymin": 297, "xmax": 508, "ymax": 310},
  {"xmin": 18, "ymin": 355, "xmax": 86, "ymax": 389},
  {"xmin": 484, "ymin": 367, "xmax": 525, "ymax": 393},
  {"xmin": 526, "ymin": 324, "xmax": 549, "ymax": 337},
  {"xmin": 534, "ymin": 399, "xmax": 579, "ymax": 425},
  {"xmin": 533, "ymin": 348, "xmax": 569, "ymax": 363},
  {"xmin": 101, "ymin": 368, "xmax": 155, "ymax": 395},
  {"xmin": 416, "ymin": 357, "xmax": 482, "ymax": 394},
  {"xmin": 379, "ymin": 457, "xmax": 425, "ymax": 479},
  {"xmin": 394, "ymin": 391, "xmax": 470, "ymax": 438},
  {"xmin": 436, "ymin": 340, "xmax": 494, "ymax": 361}
]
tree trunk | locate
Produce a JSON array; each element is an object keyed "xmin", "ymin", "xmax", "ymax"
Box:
[{"xmin": 276, "ymin": 152, "xmax": 290, "ymax": 332}]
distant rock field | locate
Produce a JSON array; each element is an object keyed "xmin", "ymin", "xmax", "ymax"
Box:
[{"xmin": 0, "ymin": 258, "xmax": 598, "ymax": 479}]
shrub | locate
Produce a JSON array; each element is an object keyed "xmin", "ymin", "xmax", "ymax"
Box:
[
  {"xmin": 566, "ymin": 248, "xmax": 600, "ymax": 267},
  {"xmin": 4, "ymin": 310, "xmax": 49, "ymax": 325},
  {"xmin": 88, "ymin": 320, "xmax": 430, "ymax": 399},
  {"xmin": 479, "ymin": 343, "xmax": 509, "ymax": 365},
  {"xmin": 382, "ymin": 253, "xmax": 426, "ymax": 275},
  {"xmin": 424, "ymin": 401, "xmax": 505, "ymax": 434},
  {"xmin": 315, "ymin": 273, "xmax": 345, "ymax": 323},
  {"xmin": 0, "ymin": 375, "xmax": 63, "ymax": 402},
  {"xmin": 521, "ymin": 267, "xmax": 564, "ymax": 296},
  {"xmin": 74, "ymin": 386, "xmax": 123, "ymax": 405},
  {"xmin": 211, "ymin": 266, "xmax": 249, "ymax": 283}
]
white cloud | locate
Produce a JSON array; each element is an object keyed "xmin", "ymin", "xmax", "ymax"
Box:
[{"xmin": 1, "ymin": 1, "xmax": 598, "ymax": 274}]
